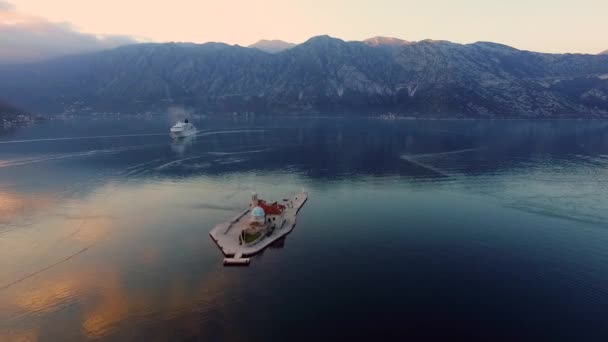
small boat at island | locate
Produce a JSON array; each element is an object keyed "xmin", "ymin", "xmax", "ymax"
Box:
[
  {"xmin": 210, "ymin": 191, "xmax": 308, "ymax": 266},
  {"xmin": 170, "ymin": 119, "xmax": 197, "ymax": 138}
]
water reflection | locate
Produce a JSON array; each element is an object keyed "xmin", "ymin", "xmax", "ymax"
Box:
[
  {"xmin": 0, "ymin": 190, "xmax": 55, "ymax": 224},
  {"xmin": 170, "ymin": 135, "xmax": 196, "ymax": 156},
  {"xmin": 1, "ymin": 118, "xmax": 608, "ymax": 340},
  {"xmin": 0, "ymin": 176, "xmax": 253, "ymax": 340}
]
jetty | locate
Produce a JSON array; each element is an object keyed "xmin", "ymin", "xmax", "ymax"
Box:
[{"xmin": 209, "ymin": 191, "xmax": 308, "ymax": 266}]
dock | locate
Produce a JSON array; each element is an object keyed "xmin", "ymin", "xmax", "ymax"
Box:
[{"xmin": 210, "ymin": 191, "xmax": 308, "ymax": 265}]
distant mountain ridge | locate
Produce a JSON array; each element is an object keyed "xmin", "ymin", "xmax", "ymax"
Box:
[
  {"xmin": 248, "ymin": 39, "xmax": 296, "ymax": 53},
  {"xmin": 1, "ymin": 35, "xmax": 608, "ymax": 118},
  {"xmin": 363, "ymin": 36, "xmax": 411, "ymax": 47}
]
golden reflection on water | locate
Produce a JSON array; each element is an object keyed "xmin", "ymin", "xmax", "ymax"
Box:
[
  {"xmin": 81, "ymin": 269, "xmax": 132, "ymax": 339},
  {"xmin": 0, "ymin": 190, "xmax": 54, "ymax": 224},
  {"xmin": 0, "ymin": 329, "xmax": 38, "ymax": 342},
  {"xmin": 0, "ymin": 178, "xmax": 252, "ymax": 340},
  {"xmin": 3, "ymin": 259, "xmax": 238, "ymax": 340},
  {"xmin": 14, "ymin": 277, "xmax": 81, "ymax": 315}
]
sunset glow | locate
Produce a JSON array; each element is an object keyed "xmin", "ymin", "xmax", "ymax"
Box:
[{"xmin": 5, "ymin": 0, "xmax": 608, "ymax": 54}]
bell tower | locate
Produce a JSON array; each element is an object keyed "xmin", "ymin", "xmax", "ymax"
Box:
[{"xmin": 251, "ymin": 192, "xmax": 258, "ymax": 207}]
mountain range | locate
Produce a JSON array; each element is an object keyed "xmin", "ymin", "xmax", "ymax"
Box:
[
  {"xmin": 1, "ymin": 35, "xmax": 608, "ymax": 118},
  {"xmin": 363, "ymin": 36, "xmax": 411, "ymax": 47},
  {"xmin": 248, "ymin": 39, "xmax": 296, "ymax": 53}
]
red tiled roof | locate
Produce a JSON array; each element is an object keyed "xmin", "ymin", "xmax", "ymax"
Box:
[{"xmin": 257, "ymin": 200, "xmax": 285, "ymax": 215}]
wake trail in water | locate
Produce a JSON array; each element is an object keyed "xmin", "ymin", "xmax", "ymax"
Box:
[
  {"xmin": 196, "ymin": 129, "xmax": 266, "ymax": 137},
  {"xmin": 400, "ymin": 155, "xmax": 452, "ymax": 177},
  {"xmin": 122, "ymin": 158, "xmax": 165, "ymax": 176},
  {"xmin": 0, "ymin": 133, "xmax": 167, "ymax": 145},
  {"xmin": 126, "ymin": 158, "xmax": 164, "ymax": 171},
  {"xmin": 400, "ymin": 147, "xmax": 483, "ymax": 177},
  {"xmin": 409, "ymin": 147, "xmax": 482, "ymax": 159},
  {"xmin": 0, "ymin": 149, "xmax": 122, "ymax": 168},
  {"xmin": 0, "ymin": 129, "xmax": 268, "ymax": 159},
  {"xmin": 154, "ymin": 146, "xmax": 272, "ymax": 170},
  {"xmin": 0, "ymin": 245, "xmax": 91, "ymax": 291},
  {"xmin": 0, "ymin": 145, "xmax": 151, "ymax": 168},
  {"xmin": 155, "ymin": 155, "xmax": 207, "ymax": 170},
  {"xmin": 207, "ymin": 147, "xmax": 272, "ymax": 156}
]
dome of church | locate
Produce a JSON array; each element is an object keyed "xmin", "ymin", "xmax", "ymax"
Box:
[{"xmin": 251, "ymin": 206, "xmax": 265, "ymax": 218}]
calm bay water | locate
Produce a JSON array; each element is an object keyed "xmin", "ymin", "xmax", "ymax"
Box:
[{"xmin": 1, "ymin": 116, "xmax": 608, "ymax": 341}]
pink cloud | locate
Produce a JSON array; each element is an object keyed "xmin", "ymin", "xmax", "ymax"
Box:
[
  {"xmin": 0, "ymin": 1, "xmax": 14, "ymax": 11},
  {"xmin": 0, "ymin": 1, "xmax": 137, "ymax": 64}
]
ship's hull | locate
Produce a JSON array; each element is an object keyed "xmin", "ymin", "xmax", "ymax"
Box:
[{"xmin": 170, "ymin": 128, "xmax": 197, "ymax": 138}]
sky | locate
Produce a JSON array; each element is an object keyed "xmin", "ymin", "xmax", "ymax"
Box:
[{"xmin": 1, "ymin": 0, "xmax": 607, "ymax": 63}]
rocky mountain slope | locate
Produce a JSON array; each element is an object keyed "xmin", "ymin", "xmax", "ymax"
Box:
[
  {"xmin": 1, "ymin": 35, "xmax": 608, "ymax": 117},
  {"xmin": 248, "ymin": 39, "xmax": 296, "ymax": 53},
  {"xmin": 363, "ymin": 36, "xmax": 411, "ymax": 47}
]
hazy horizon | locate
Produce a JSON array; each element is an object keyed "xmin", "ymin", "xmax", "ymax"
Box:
[{"xmin": 1, "ymin": 0, "xmax": 607, "ymax": 63}]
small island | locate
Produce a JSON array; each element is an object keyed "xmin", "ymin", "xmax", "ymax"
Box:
[{"xmin": 210, "ymin": 191, "xmax": 308, "ymax": 266}]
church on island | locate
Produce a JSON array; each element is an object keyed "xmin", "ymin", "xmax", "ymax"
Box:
[
  {"xmin": 240, "ymin": 193, "xmax": 290, "ymax": 245},
  {"xmin": 209, "ymin": 190, "xmax": 308, "ymax": 266}
]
